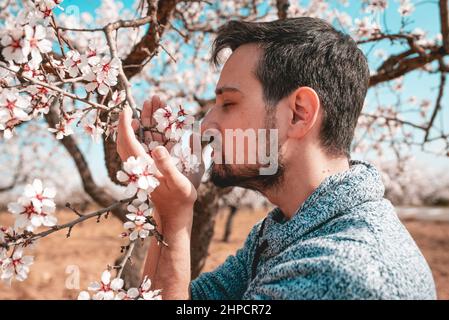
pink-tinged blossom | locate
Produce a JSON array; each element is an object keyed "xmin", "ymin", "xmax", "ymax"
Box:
[
  {"xmin": 24, "ymin": 178, "xmax": 56, "ymax": 209},
  {"xmin": 153, "ymin": 105, "xmax": 194, "ymax": 141},
  {"xmin": 63, "ymin": 50, "xmax": 88, "ymax": 77},
  {"xmin": 1, "ymin": 248, "xmax": 34, "ymax": 284},
  {"xmin": 23, "ymin": 25, "xmax": 52, "ymax": 64},
  {"xmin": 123, "ymin": 220, "xmax": 154, "ymax": 241},
  {"xmin": 108, "ymin": 90, "xmax": 126, "ymax": 108},
  {"xmin": 116, "ymin": 156, "xmax": 160, "ymax": 202},
  {"xmin": 354, "ymin": 17, "xmax": 380, "ymax": 39},
  {"xmin": 82, "ymin": 120, "xmax": 105, "ymax": 143},
  {"xmin": 0, "ymin": 88, "xmax": 30, "ymax": 124},
  {"xmin": 126, "ymin": 200, "xmax": 153, "ymax": 223},
  {"xmin": 171, "ymin": 143, "xmax": 200, "ymax": 174},
  {"xmin": 1, "ymin": 28, "xmax": 30, "ymax": 64},
  {"xmin": 83, "ymin": 270, "xmax": 124, "ymax": 300},
  {"xmin": 8, "ymin": 196, "xmax": 56, "ymax": 231},
  {"xmin": 48, "ymin": 120, "xmax": 74, "ymax": 139}
]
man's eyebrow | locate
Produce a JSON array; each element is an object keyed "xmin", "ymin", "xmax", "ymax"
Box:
[{"xmin": 215, "ymin": 86, "xmax": 243, "ymax": 96}]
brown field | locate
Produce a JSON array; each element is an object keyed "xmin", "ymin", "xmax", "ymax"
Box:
[{"xmin": 0, "ymin": 207, "xmax": 448, "ymax": 299}]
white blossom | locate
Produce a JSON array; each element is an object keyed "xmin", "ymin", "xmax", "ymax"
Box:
[
  {"xmin": 1, "ymin": 248, "xmax": 34, "ymax": 284},
  {"xmin": 63, "ymin": 50, "xmax": 88, "ymax": 77},
  {"xmin": 171, "ymin": 143, "xmax": 200, "ymax": 174},
  {"xmin": 354, "ymin": 17, "xmax": 380, "ymax": 39},
  {"xmin": 398, "ymin": 0, "xmax": 414, "ymax": 16},
  {"xmin": 24, "ymin": 178, "xmax": 56, "ymax": 209},
  {"xmin": 108, "ymin": 90, "xmax": 126, "ymax": 108},
  {"xmin": 8, "ymin": 196, "xmax": 56, "ymax": 231},
  {"xmin": 1, "ymin": 28, "xmax": 29, "ymax": 64},
  {"xmin": 85, "ymin": 270, "xmax": 124, "ymax": 300},
  {"xmin": 123, "ymin": 220, "xmax": 154, "ymax": 241},
  {"xmin": 116, "ymin": 156, "xmax": 160, "ymax": 202},
  {"xmin": 82, "ymin": 120, "xmax": 105, "ymax": 143},
  {"xmin": 23, "ymin": 25, "xmax": 52, "ymax": 64},
  {"xmin": 153, "ymin": 105, "xmax": 194, "ymax": 141},
  {"xmin": 48, "ymin": 120, "xmax": 74, "ymax": 139},
  {"xmin": 0, "ymin": 88, "xmax": 30, "ymax": 123},
  {"xmin": 126, "ymin": 200, "xmax": 153, "ymax": 223}
]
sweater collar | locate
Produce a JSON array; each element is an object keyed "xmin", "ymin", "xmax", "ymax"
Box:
[{"xmin": 260, "ymin": 160, "xmax": 385, "ymax": 256}]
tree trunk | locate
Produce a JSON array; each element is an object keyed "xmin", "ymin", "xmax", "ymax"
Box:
[
  {"xmin": 190, "ymin": 182, "xmax": 232, "ymax": 279},
  {"xmin": 222, "ymin": 205, "xmax": 238, "ymax": 242}
]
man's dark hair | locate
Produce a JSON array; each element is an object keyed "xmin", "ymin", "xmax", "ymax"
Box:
[{"xmin": 211, "ymin": 17, "xmax": 370, "ymax": 157}]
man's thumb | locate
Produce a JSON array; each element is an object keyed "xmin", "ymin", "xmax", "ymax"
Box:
[{"xmin": 152, "ymin": 146, "xmax": 180, "ymax": 182}]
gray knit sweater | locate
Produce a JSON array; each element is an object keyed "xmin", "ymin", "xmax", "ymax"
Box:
[{"xmin": 190, "ymin": 160, "xmax": 437, "ymax": 300}]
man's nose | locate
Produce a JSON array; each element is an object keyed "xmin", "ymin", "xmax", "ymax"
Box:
[{"xmin": 200, "ymin": 105, "xmax": 218, "ymax": 135}]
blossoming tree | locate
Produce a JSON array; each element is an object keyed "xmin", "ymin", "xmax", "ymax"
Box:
[{"xmin": 0, "ymin": 0, "xmax": 448, "ymax": 299}]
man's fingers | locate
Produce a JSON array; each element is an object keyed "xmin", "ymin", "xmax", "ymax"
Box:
[
  {"xmin": 118, "ymin": 105, "xmax": 145, "ymax": 157},
  {"xmin": 142, "ymin": 95, "xmax": 166, "ymax": 126},
  {"xmin": 152, "ymin": 146, "xmax": 183, "ymax": 186},
  {"xmin": 141, "ymin": 99, "xmax": 153, "ymax": 127},
  {"xmin": 131, "ymin": 119, "xmax": 140, "ymax": 132}
]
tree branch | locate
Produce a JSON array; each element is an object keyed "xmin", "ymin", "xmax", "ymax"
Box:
[
  {"xmin": 276, "ymin": 0, "xmax": 289, "ymax": 19},
  {"xmin": 440, "ymin": 0, "xmax": 449, "ymax": 53},
  {"xmin": 122, "ymin": 0, "xmax": 178, "ymax": 79}
]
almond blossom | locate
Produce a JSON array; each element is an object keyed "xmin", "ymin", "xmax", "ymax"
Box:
[
  {"xmin": 8, "ymin": 196, "xmax": 57, "ymax": 231},
  {"xmin": 1, "ymin": 28, "xmax": 29, "ymax": 64},
  {"xmin": 24, "ymin": 178, "xmax": 56, "ymax": 209},
  {"xmin": 83, "ymin": 69, "xmax": 110, "ymax": 96},
  {"xmin": 7, "ymin": 179, "xmax": 57, "ymax": 231},
  {"xmin": 116, "ymin": 156, "xmax": 160, "ymax": 202},
  {"xmin": 82, "ymin": 120, "xmax": 105, "ymax": 143},
  {"xmin": 48, "ymin": 120, "xmax": 74, "ymax": 139},
  {"xmin": 153, "ymin": 105, "xmax": 194, "ymax": 141},
  {"xmin": 87, "ymin": 56, "xmax": 121, "ymax": 94},
  {"xmin": 354, "ymin": 17, "xmax": 380, "ymax": 39},
  {"xmin": 1, "ymin": 248, "xmax": 34, "ymax": 284},
  {"xmin": 398, "ymin": 0, "xmax": 414, "ymax": 16},
  {"xmin": 107, "ymin": 90, "xmax": 126, "ymax": 109},
  {"xmin": 23, "ymin": 25, "xmax": 52, "ymax": 64},
  {"xmin": 81, "ymin": 270, "xmax": 124, "ymax": 300},
  {"xmin": 0, "ymin": 88, "xmax": 31, "ymax": 123},
  {"xmin": 171, "ymin": 143, "xmax": 200, "ymax": 174},
  {"xmin": 153, "ymin": 105, "xmax": 176, "ymax": 134},
  {"xmin": 35, "ymin": 0, "xmax": 64, "ymax": 19},
  {"xmin": 85, "ymin": 39, "xmax": 108, "ymax": 66},
  {"xmin": 22, "ymin": 60, "xmax": 44, "ymax": 80},
  {"xmin": 123, "ymin": 220, "xmax": 154, "ymax": 241},
  {"xmin": 115, "ymin": 276, "xmax": 162, "ymax": 300},
  {"xmin": 63, "ymin": 50, "xmax": 88, "ymax": 77},
  {"xmin": 78, "ymin": 273, "xmax": 161, "ymax": 300},
  {"xmin": 126, "ymin": 200, "xmax": 153, "ymax": 223}
]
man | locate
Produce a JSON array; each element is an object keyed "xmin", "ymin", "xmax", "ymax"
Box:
[{"xmin": 116, "ymin": 17, "xmax": 436, "ymax": 299}]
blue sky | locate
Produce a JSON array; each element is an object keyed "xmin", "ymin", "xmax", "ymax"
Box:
[{"xmin": 51, "ymin": 0, "xmax": 449, "ymax": 185}]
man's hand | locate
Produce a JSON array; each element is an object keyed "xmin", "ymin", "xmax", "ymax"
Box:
[
  {"xmin": 117, "ymin": 95, "xmax": 204, "ymax": 189},
  {"xmin": 116, "ymin": 95, "xmax": 167, "ymax": 162},
  {"xmin": 116, "ymin": 96, "xmax": 201, "ymax": 225},
  {"xmin": 117, "ymin": 97, "xmax": 198, "ymax": 299}
]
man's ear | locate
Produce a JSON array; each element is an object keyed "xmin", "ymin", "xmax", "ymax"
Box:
[{"xmin": 287, "ymin": 87, "xmax": 320, "ymax": 139}]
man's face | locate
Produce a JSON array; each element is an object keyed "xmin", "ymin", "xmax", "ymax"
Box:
[{"xmin": 201, "ymin": 44, "xmax": 285, "ymax": 192}]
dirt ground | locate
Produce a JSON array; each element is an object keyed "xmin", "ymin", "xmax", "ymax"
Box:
[{"xmin": 0, "ymin": 207, "xmax": 448, "ymax": 299}]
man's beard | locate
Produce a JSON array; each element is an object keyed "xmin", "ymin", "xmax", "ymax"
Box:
[
  {"xmin": 208, "ymin": 157, "xmax": 285, "ymax": 193},
  {"xmin": 208, "ymin": 109, "xmax": 285, "ymax": 193}
]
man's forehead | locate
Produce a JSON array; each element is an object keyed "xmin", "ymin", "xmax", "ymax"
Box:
[{"xmin": 216, "ymin": 44, "xmax": 261, "ymax": 93}]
